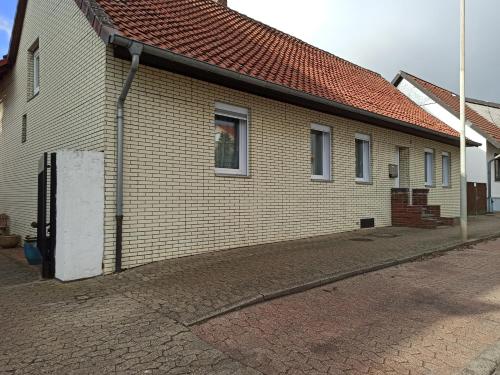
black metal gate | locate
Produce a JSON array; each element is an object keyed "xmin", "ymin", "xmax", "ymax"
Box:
[{"xmin": 37, "ymin": 153, "xmax": 56, "ymax": 279}]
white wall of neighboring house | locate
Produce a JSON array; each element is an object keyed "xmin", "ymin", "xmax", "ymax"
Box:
[
  {"xmin": 468, "ymin": 102, "xmax": 500, "ymax": 127},
  {"xmin": 396, "ymin": 79, "xmax": 488, "ymax": 184}
]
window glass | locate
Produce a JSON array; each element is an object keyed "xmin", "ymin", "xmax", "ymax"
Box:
[
  {"xmin": 355, "ymin": 134, "xmax": 370, "ymax": 182},
  {"xmin": 442, "ymin": 153, "xmax": 450, "ymax": 187},
  {"xmin": 215, "ymin": 115, "xmax": 239, "ymax": 170},
  {"xmin": 310, "ymin": 124, "xmax": 331, "ymax": 180},
  {"xmin": 33, "ymin": 48, "xmax": 40, "ymax": 95},
  {"xmin": 22, "ymin": 114, "xmax": 27, "ymax": 143},
  {"xmin": 214, "ymin": 103, "xmax": 248, "ymax": 176},
  {"xmin": 311, "ymin": 129, "xmax": 324, "ymax": 176},
  {"xmin": 425, "ymin": 150, "xmax": 434, "ymax": 186},
  {"xmin": 495, "ymin": 154, "xmax": 500, "ymax": 182}
]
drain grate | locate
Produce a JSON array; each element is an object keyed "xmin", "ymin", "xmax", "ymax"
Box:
[{"xmin": 349, "ymin": 237, "xmax": 374, "ymax": 242}]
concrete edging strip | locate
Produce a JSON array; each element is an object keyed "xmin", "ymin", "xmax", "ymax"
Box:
[
  {"xmin": 186, "ymin": 233, "xmax": 500, "ymax": 327},
  {"xmin": 457, "ymin": 341, "xmax": 500, "ymax": 375}
]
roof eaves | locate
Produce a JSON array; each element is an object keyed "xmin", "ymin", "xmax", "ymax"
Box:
[
  {"xmin": 112, "ymin": 35, "xmax": 478, "ymax": 148},
  {"xmin": 0, "ymin": 0, "xmax": 118, "ymax": 80},
  {"xmin": 466, "ymin": 97, "xmax": 500, "ymax": 110},
  {"xmin": 73, "ymin": 0, "xmax": 120, "ymax": 43},
  {"xmin": 4, "ymin": 0, "xmax": 28, "ymax": 69}
]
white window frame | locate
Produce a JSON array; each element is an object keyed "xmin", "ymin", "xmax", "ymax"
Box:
[
  {"xmin": 0, "ymin": 100, "xmax": 3, "ymax": 134},
  {"xmin": 33, "ymin": 48, "xmax": 40, "ymax": 95},
  {"xmin": 355, "ymin": 133, "xmax": 371, "ymax": 183},
  {"xmin": 310, "ymin": 123, "xmax": 331, "ymax": 181},
  {"xmin": 424, "ymin": 148, "xmax": 435, "ymax": 187},
  {"xmin": 442, "ymin": 152, "xmax": 451, "ymax": 187},
  {"xmin": 214, "ymin": 102, "xmax": 249, "ymax": 176}
]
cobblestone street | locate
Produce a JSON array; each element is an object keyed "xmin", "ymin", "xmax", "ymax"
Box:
[
  {"xmin": 1, "ymin": 217, "xmax": 500, "ymax": 374},
  {"xmin": 195, "ymin": 239, "xmax": 500, "ymax": 375}
]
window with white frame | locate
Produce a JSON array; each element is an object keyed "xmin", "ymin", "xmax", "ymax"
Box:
[
  {"xmin": 32, "ymin": 47, "xmax": 40, "ymax": 95},
  {"xmin": 424, "ymin": 148, "xmax": 435, "ymax": 186},
  {"xmin": 442, "ymin": 152, "xmax": 451, "ymax": 187},
  {"xmin": 310, "ymin": 124, "xmax": 331, "ymax": 180},
  {"xmin": 355, "ymin": 133, "xmax": 371, "ymax": 182},
  {"xmin": 495, "ymin": 154, "xmax": 500, "ymax": 182},
  {"xmin": 214, "ymin": 102, "xmax": 248, "ymax": 176}
]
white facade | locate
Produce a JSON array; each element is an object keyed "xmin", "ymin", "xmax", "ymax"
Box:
[{"xmin": 396, "ymin": 78, "xmax": 500, "ymax": 210}]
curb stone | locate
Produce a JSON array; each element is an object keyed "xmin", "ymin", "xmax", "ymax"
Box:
[
  {"xmin": 458, "ymin": 341, "xmax": 500, "ymax": 375},
  {"xmin": 187, "ymin": 233, "xmax": 500, "ymax": 326}
]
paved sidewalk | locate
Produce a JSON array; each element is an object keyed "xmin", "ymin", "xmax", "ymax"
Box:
[
  {"xmin": 195, "ymin": 238, "xmax": 500, "ymax": 375},
  {"xmin": 114, "ymin": 214, "xmax": 500, "ymax": 325},
  {"xmin": 1, "ymin": 214, "xmax": 500, "ymax": 374}
]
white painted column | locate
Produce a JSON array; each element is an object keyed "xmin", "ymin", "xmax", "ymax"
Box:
[{"xmin": 55, "ymin": 151, "xmax": 104, "ymax": 281}]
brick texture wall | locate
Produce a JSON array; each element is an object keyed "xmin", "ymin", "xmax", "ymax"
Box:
[
  {"xmin": 102, "ymin": 51, "xmax": 461, "ymax": 273},
  {"xmin": 0, "ymin": 0, "xmax": 107, "ymax": 241}
]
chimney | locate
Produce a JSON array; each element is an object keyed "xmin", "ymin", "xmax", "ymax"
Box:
[{"xmin": 213, "ymin": 0, "xmax": 227, "ymax": 6}]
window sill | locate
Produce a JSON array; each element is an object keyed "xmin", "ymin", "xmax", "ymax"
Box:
[
  {"xmin": 28, "ymin": 91, "xmax": 39, "ymax": 102},
  {"xmin": 215, "ymin": 172, "xmax": 250, "ymax": 178},
  {"xmin": 425, "ymin": 185, "xmax": 436, "ymax": 188},
  {"xmin": 442, "ymin": 185, "xmax": 452, "ymax": 189},
  {"xmin": 355, "ymin": 180, "xmax": 373, "ymax": 185},
  {"xmin": 311, "ymin": 177, "xmax": 332, "ymax": 183}
]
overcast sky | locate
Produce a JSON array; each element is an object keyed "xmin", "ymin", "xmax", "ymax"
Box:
[
  {"xmin": 0, "ymin": 0, "xmax": 498, "ymax": 102},
  {"xmin": 230, "ymin": 0, "xmax": 500, "ymax": 103}
]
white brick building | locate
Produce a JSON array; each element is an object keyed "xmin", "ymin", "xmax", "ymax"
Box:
[{"xmin": 0, "ymin": 0, "xmax": 475, "ymax": 276}]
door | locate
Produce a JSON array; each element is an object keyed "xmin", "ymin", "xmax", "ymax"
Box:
[
  {"xmin": 394, "ymin": 147, "xmax": 400, "ymax": 188},
  {"xmin": 37, "ymin": 153, "xmax": 57, "ymax": 278},
  {"xmin": 467, "ymin": 182, "xmax": 487, "ymax": 215}
]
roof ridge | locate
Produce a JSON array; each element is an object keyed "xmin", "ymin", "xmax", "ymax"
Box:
[
  {"xmin": 201, "ymin": 0, "xmax": 382, "ymax": 78},
  {"xmin": 466, "ymin": 97, "xmax": 500, "ymax": 110}
]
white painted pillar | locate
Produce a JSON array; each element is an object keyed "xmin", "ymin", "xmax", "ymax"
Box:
[{"xmin": 55, "ymin": 151, "xmax": 104, "ymax": 281}]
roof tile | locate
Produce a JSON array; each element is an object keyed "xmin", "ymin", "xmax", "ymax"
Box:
[{"xmin": 93, "ymin": 0, "xmax": 458, "ymax": 137}]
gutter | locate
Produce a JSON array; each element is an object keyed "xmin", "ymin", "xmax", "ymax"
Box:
[
  {"xmin": 115, "ymin": 41, "xmax": 143, "ymax": 273},
  {"xmin": 110, "ymin": 35, "xmax": 479, "ymax": 148}
]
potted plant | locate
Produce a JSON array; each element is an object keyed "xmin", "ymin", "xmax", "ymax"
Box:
[{"xmin": 0, "ymin": 214, "xmax": 21, "ymax": 249}]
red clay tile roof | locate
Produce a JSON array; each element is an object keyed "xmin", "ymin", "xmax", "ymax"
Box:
[
  {"xmin": 92, "ymin": 0, "xmax": 459, "ymax": 138},
  {"xmin": 401, "ymin": 72, "xmax": 500, "ymax": 143}
]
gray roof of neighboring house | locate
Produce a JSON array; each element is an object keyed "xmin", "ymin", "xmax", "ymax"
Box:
[{"xmin": 466, "ymin": 98, "xmax": 500, "ymax": 129}]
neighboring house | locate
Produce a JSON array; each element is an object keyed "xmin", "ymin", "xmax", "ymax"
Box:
[
  {"xmin": 393, "ymin": 71, "xmax": 500, "ymax": 213},
  {"xmin": 0, "ymin": 0, "xmax": 473, "ymax": 275}
]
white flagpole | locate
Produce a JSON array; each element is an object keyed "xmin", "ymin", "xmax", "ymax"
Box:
[{"xmin": 460, "ymin": 0, "xmax": 468, "ymax": 241}]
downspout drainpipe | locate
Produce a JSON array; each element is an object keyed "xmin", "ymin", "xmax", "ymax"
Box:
[
  {"xmin": 115, "ymin": 42, "xmax": 143, "ymax": 273},
  {"xmin": 487, "ymin": 154, "xmax": 500, "ymax": 213}
]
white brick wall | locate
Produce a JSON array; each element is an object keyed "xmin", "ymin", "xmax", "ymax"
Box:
[
  {"xmin": 102, "ymin": 51, "xmax": 460, "ymax": 273},
  {"xmin": 0, "ymin": 2, "xmax": 461, "ymax": 275},
  {"xmin": 0, "ymin": 0, "xmax": 107, "ymax": 241}
]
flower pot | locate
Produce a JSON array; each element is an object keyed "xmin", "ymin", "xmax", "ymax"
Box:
[{"xmin": 0, "ymin": 235, "xmax": 20, "ymax": 249}]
